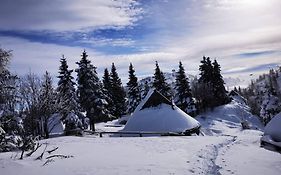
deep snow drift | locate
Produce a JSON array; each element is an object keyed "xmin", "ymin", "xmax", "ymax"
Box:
[{"xmin": 1, "ymin": 97, "xmax": 281, "ymax": 175}]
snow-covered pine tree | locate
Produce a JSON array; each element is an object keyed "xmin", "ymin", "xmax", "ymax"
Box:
[
  {"xmin": 0, "ymin": 48, "xmax": 17, "ymax": 114},
  {"xmin": 76, "ymin": 51, "xmax": 111, "ymax": 131},
  {"xmin": 197, "ymin": 56, "xmax": 214, "ymax": 110},
  {"xmin": 0, "ymin": 48, "xmax": 20, "ymax": 139},
  {"xmin": 141, "ymin": 80, "xmax": 150, "ymax": 99},
  {"xmin": 175, "ymin": 61, "xmax": 196, "ymax": 116},
  {"xmin": 198, "ymin": 56, "xmax": 213, "ymax": 84},
  {"xmin": 126, "ymin": 63, "xmax": 141, "ymax": 114},
  {"xmin": 152, "ymin": 61, "xmax": 172, "ymax": 99},
  {"xmin": 57, "ymin": 55, "xmax": 79, "ymax": 123},
  {"xmin": 103, "ymin": 68, "xmax": 111, "ymax": 90},
  {"xmin": 102, "ymin": 68, "xmax": 114, "ymax": 116},
  {"xmin": 197, "ymin": 57, "xmax": 229, "ymax": 110},
  {"xmin": 110, "ymin": 63, "xmax": 127, "ymax": 118},
  {"xmin": 211, "ymin": 59, "xmax": 230, "ymax": 106},
  {"xmin": 260, "ymin": 75, "xmax": 281, "ymax": 124},
  {"xmin": 38, "ymin": 71, "xmax": 56, "ymax": 138}
]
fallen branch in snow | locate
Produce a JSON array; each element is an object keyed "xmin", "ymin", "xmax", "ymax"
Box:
[
  {"xmin": 42, "ymin": 159, "xmax": 55, "ymax": 166},
  {"xmin": 26, "ymin": 143, "xmax": 42, "ymax": 157},
  {"xmin": 47, "ymin": 147, "xmax": 58, "ymax": 154},
  {"xmin": 35, "ymin": 143, "xmax": 48, "ymax": 160},
  {"xmin": 46, "ymin": 154, "xmax": 73, "ymax": 159}
]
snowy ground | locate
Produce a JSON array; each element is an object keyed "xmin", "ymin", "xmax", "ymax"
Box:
[{"xmin": 1, "ymin": 98, "xmax": 281, "ymax": 175}]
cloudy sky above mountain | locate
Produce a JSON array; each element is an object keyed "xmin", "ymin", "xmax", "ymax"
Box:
[{"xmin": 0, "ymin": 0, "xmax": 280, "ymax": 84}]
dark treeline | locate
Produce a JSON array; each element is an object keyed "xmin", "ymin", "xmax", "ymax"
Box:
[{"xmin": 1, "ymin": 47, "xmax": 230, "ymax": 151}]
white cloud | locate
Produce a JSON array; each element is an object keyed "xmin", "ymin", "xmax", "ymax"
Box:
[
  {"xmin": 135, "ymin": 0, "xmax": 281, "ymax": 76},
  {"xmin": 1, "ymin": 0, "xmax": 281, "ymax": 87},
  {"xmin": 0, "ymin": 0, "xmax": 142, "ymax": 31},
  {"xmin": 0, "ymin": 35, "xmax": 187, "ymax": 84},
  {"xmin": 80, "ymin": 37, "xmax": 136, "ymax": 47}
]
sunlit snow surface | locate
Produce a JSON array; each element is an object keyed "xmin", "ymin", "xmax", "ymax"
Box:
[{"xmin": 1, "ymin": 97, "xmax": 280, "ymax": 175}]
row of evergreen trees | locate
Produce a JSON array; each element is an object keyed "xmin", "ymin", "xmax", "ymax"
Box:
[
  {"xmin": 58, "ymin": 51, "xmax": 230, "ymax": 124},
  {"xmin": 57, "ymin": 51, "xmax": 198, "ymax": 129},
  {"xmin": 195, "ymin": 56, "xmax": 230, "ymax": 111},
  {"xmin": 1, "ymin": 46, "xmax": 229, "ymax": 137}
]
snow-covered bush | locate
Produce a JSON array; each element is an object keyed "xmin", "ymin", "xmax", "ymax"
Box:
[{"xmin": 64, "ymin": 112, "xmax": 89, "ymax": 134}]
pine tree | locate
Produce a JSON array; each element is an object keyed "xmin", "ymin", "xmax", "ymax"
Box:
[
  {"xmin": 199, "ymin": 56, "xmax": 213, "ymax": 84},
  {"xmin": 126, "ymin": 63, "xmax": 141, "ymax": 114},
  {"xmin": 142, "ymin": 81, "xmax": 150, "ymax": 99},
  {"xmin": 197, "ymin": 57, "xmax": 214, "ymax": 110},
  {"xmin": 0, "ymin": 48, "xmax": 17, "ymax": 113},
  {"xmin": 260, "ymin": 90, "xmax": 281, "ymax": 124},
  {"xmin": 76, "ymin": 51, "xmax": 111, "ymax": 131},
  {"xmin": 238, "ymin": 86, "xmax": 242, "ymax": 94},
  {"xmin": 102, "ymin": 68, "xmax": 114, "ymax": 116},
  {"xmin": 175, "ymin": 61, "xmax": 196, "ymax": 116},
  {"xmin": 197, "ymin": 57, "xmax": 229, "ymax": 110},
  {"xmin": 103, "ymin": 68, "xmax": 111, "ymax": 93},
  {"xmin": 39, "ymin": 71, "xmax": 56, "ymax": 138},
  {"xmin": 57, "ymin": 55, "xmax": 78, "ymax": 119},
  {"xmin": 110, "ymin": 63, "xmax": 127, "ymax": 118},
  {"xmin": 211, "ymin": 59, "xmax": 230, "ymax": 106},
  {"xmin": 152, "ymin": 61, "xmax": 171, "ymax": 99}
]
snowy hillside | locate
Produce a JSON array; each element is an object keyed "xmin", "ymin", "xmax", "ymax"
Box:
[
  {"xmin": 241, "ymin": 68, "xmax": 281, "ymax": 124},
  {"xmin": 1, "ymin": 97, "xmax": 280, "ymax": 175},
  {"xmin": 197, "ymin": 95, "xmax": 264, "ymax": 136}
]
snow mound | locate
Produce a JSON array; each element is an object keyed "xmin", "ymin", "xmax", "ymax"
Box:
[
  {"xmin": 123, "ymin": 89, "xmax": 200, "ymax": 133},
  {"xmin": 264, "ymin": 112, "xmax": 281, "ymax": 142}
]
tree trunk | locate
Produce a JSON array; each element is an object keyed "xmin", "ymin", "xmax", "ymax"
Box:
[
  {"xmin": 86, "ymin": 110, "xmax": 95, "ymax": 131},
  {"xmin": 91, "ymin": 120, "xmax": 95, "ymax": 131},
  {"xmin": 43, "ymin": 117, "xmax": 49, "ymax": 139}
]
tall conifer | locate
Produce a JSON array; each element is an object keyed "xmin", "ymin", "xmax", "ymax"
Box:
[
  {"xmin": 127, "ymin": 63, "xmax": 141, "ymax": 114},
  {"xmin": 152, "ymin": 61, "xmax": 171, "ymax": 99},
  {"xmin": 110, "ymin": 63, "xmax": 127, "ymax": 117},
  {"xmin": 175, "ymin": 61, "xmax": 196, "ymax": 115},
  {"xmin": 76, "ymin": 51, "xmax": 111, "ymax": 131}
]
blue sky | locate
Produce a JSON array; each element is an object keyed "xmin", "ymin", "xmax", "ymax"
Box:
[{"xmin": 0, "ymin": 0, "xmax": 280, "ymax": 86}]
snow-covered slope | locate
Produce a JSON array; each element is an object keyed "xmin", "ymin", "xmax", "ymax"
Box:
[
  {"xmin": 197, "ymin": 95, "xmax": 264, "ymax": 136},
  {"xmin": 1, "ymin": 97, "xmax": 281, "ymax": 175}
]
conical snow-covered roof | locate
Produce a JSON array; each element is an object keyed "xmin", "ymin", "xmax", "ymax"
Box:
[
  {"xmin": 264, "ymin": 112, "xmax": 281, "ymax": 142},
  {"xmin": 123, "ymin": 89, "xmax": 200, "ymax": 133}
]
